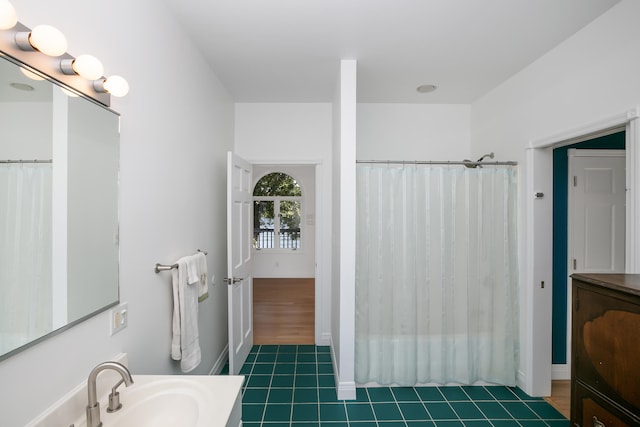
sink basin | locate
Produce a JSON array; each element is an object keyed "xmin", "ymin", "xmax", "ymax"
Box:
[
  {"xmin": 75, "ymin": 375, "xmax": 243, "ymax": 427},
  {"xmin": 26, "ymin": 354, "xmax": 244, "ymax": 427}
]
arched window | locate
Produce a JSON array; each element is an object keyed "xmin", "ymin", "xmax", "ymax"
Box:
[{"xmin": 253, "ymin": 172, "xmax": 302, "ymax": 250}]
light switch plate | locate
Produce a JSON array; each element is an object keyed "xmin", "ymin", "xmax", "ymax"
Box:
[{"xmin": 110, "ymin": 302, "xmax": 128, "ymax": 335}]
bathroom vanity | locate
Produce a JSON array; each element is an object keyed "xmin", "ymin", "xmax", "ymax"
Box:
[
  {"xmin": 25, "ymin": 354, "xmax": 244, "ymax": 427},
  {"xmin": 571, "ymin": 274, "xmax": 640, "ymax": 427}
]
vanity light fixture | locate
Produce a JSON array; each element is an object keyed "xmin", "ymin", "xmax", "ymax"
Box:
[
  {"xmin": 93, "ymin": 75, "xmax": 129, "ymax": 97},
  {"xmin": 0, "ymin": 0, "xmax": 17, "ymax": 29},
  {"xmin": 60, "ymin": 54, "xmax": 104, "ymax": 80},
  {"xmin": 0, "ymin": 6, "xmax": 130, "ymax": 104},
  {"xmin": 15, "ymin": 24, "xmax": 68, "ymax": 56}
]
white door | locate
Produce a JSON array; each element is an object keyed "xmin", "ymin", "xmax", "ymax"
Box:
[
  {"xmin": 226, "ymin": 151, "xmax": 253, "ymax": 375},
  {"xmin": 569, "ymin": 149, "xmax": 626, "ymax": 274}
]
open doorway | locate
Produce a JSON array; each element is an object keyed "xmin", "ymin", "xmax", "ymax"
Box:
[
  {"xmin": 253, "ymin": 278, "xmax": 314, "ymax": 344},
  {"xmin": 527, "ymin": 113, "xmax": 639, "ymax": 397},
  {"xmin": 251, "ymin": 165, "xmax": 316, "ymax": 344},
  {"xmin": 551, "ymin": 131, "xmax": 626, "ymax": 380}
]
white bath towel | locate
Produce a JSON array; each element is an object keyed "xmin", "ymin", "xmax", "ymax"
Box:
[
  {"xmin": 186, "ymin": 252, "xmax": 208, "ymax": 302},
  {"xmin": 171, "ymin": 257, "xmax": 201, "ymax": 372}
]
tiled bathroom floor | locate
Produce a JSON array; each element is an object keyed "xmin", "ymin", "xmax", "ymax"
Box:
[{"xmin": 222, "ymin": 345, "xmax": 568, "ymax": 427}]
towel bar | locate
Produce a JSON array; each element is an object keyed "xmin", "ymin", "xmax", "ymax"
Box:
[
  {"xmin": 155, "ymin": 249, "xmax": 207, "ymax": 273},
  {"xmin": 155, "ymin": 262, "xmax": 178, "ymax": 273}
]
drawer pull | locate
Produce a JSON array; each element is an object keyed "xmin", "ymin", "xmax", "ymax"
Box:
[{"xmin": 593, "ymin": 416, "xmax": 605, "ymax": 427}]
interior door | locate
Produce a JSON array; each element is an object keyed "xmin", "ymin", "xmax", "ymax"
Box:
[
  {"xmin": 569, "ymin": 149, "xmax": 626, "ymax": 274},
  {"xmin": 226, "ymin": 151, "xmax": 253, "ymax": 375}
]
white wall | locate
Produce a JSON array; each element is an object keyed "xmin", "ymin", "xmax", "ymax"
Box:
[
  {"xmin": 471, "ymin": 0, "xmax": 640, "ymax": 395},
  {"xmin": 252, "ymin": 164, "xmax": 316, "ymax": 278},
  {"xmin": 357, "ymin": 104, "xmax": 471, "ymax": 161},
  {"xmin": 472, "ymin": 0, "xmax": 640, "ymax": 160},
  {"xmin": 234, "ymin": 103, "xmax": 333, "ymax": 344},
  {"xmin": 1, "ymin": 1, "xmax": 234, "ymax": 425}
]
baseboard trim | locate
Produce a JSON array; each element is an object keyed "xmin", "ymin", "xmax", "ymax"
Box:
[
  {"xmin": 328, "ymin": 334, "xmax": 357, "ymax": 400},
  {"xmin": 337, "ymin": 380, "xmax": 356, "ymax": 400},
  {"xmin": 330, "ymin": 335, "xmax": 339, "ymax": 390},
  {"xmin": 516, "ymin": 369, "xmax": 527, "ymax": 394},
  {"xmin": 209, "ymin": 344, "xmax": 229, "ymax": 375},
  {"xmin": 317, "ymin": 332, "xmax": 331, "ymax": 346},
  {"xmin": 552, "ymin": 364, "xmax": 570, "ymax": 380}
]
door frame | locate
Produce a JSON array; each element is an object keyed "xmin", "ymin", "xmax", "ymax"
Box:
[
  {"xmin": 246, "ymin": 159, "xmax": 328, "ymax": 346},
  {"xmin": 525, "ymin": 107, "xmax": 640, "ymax": 396}
]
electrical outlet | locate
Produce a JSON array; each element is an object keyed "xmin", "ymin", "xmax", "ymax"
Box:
[{"xmin": 110, "ymin": 302, "xmax": 128, "ymax": 335}]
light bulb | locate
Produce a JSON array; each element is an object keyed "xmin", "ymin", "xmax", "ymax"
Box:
[
  {"xmin": 0, "ymin": 1, "xmax": 17, "ymax": 30},
  {"xmin": 28, "ymin": 25, "xmax": 68, "ymax": 56},
  {"xmin": 63, "ymin": 54, "xmax": 104, "ymax": 80},
  {"xmin": 103, "ymin": 75, "xmax": 129, "ymax": 97}
]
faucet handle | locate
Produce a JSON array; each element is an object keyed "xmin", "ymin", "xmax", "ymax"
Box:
[{"xmin": 107, "ymin": 379, "xmax": 125, "ymax": 413}]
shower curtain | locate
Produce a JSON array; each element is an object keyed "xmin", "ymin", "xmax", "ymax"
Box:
[
  {"xmin": 355, "ymin": 163, "xmax": 519, "ymax": 386},
  {"xmin": 0, "ymin": 163, "xmax": 52, "ymax": 352}
]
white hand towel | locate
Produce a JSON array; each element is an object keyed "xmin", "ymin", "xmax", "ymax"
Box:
[
  {"xmin": 170, "ymin": 260, "xmax": 186, "ymax": 361},
  {"xmin": 186, "ymin": 252, "xmax": 208, "ymax": 302},
  {"xmin": 171, "ymin": 257, "xmax": 201, "ymax": 372},
  {"xmin": 196, "ymin": 253, "xmax": 208, "ymax": 302}
]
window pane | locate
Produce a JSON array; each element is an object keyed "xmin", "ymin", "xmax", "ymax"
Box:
[
  {"xmin": 254, "ymin": 200, "xmax": 275, "ymax": 249},
  {"xmin": 279, "ymin": 200, "xmax": 301, "ymax": 249},
  {"xmin": 253, "ymin": 172, "xmax": 302, "ymax": 196}
]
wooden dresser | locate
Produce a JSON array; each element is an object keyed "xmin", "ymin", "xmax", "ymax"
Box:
[{"xmin": 571, "ymin": 274, "xmax": 640, "ymax": 427}]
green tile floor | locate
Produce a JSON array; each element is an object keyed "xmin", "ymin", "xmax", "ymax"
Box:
[{"xmin": 221, "ymin": 345, "xmax": 568, "ymax": 427}]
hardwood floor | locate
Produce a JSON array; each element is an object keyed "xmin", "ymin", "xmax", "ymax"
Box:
[
  {"xmin": 544, "ymin": 380, "xmax": 570, "ymax": 419},
  {"xmin": 253, "ymin": 278, "xmax": 315, "ymax": 344}
]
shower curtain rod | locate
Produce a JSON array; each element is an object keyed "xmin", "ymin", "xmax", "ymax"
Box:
[
  {"xmin": 356, "ymin": 160, "xmax": 518, "ymax": 166},
  {"xmin": 0, "ymin": 159, "xmax": 52, "ymax": 164}
]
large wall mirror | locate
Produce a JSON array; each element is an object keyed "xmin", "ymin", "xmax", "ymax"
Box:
[{"xmin": 0, "ymin": 52, "xmax": 120, "ymax": 360}]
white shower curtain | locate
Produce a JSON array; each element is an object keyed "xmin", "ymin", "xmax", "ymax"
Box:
[
  {"xmin": 355, "ymin": 164, "xmax": 519, "ymax": 386},
  {"xmin": 0, "ymin": 163, "xmax": 53, "ymax": 352}
]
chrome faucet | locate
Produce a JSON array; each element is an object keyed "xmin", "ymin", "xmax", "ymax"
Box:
[{"xmin": 86, "ymin": 361, "xmax": 134, "ymax": 427}]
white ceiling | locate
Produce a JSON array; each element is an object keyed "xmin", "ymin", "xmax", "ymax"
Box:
[{"xmin": 164, "ymin": 0, "xmax": 620, "ymax": 103}]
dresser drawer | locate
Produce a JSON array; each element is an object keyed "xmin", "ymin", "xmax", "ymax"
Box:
[{"xmin": 572, "ymin": 382, "xmax": 639, "ymax": 427}]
